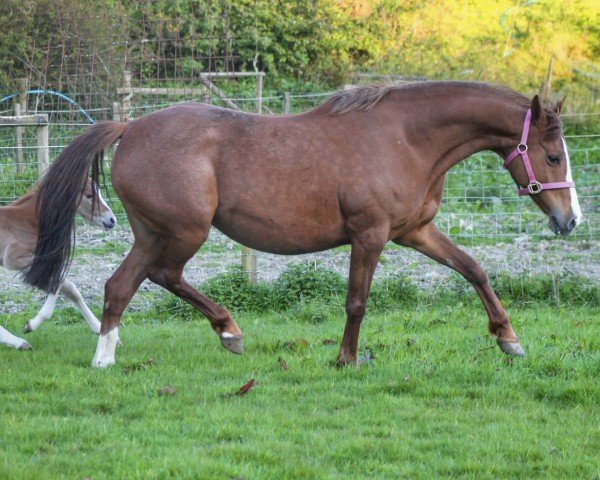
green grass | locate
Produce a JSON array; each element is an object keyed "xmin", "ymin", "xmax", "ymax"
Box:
[{"xmin": 1, "ymin": 301, "xmax": 599, "ymax": 479}]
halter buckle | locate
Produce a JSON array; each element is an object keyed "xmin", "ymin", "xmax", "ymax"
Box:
[
  {"xmin": 527, "ymin": 181, "xmax": 542, "ymax": 195},
  {"xmin": 517, "ymin": 143, "xmax": 528, "ymax": 153}
]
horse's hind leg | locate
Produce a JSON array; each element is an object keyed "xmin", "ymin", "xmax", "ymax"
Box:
[
  {"xmin": 0, "ymin": 325, "xmax": 31, "ymax": 350},
  {"xmin": 337, "ymin": 228, "xmax": 388, "ymax": 366},
  {"xmin": 147, "ymin": 238, "xmax": 243, "ymax": 354},
  {"xmin": 92, "ymin": 243, "xmax": 152, "ymax": 368},
  {"xmin": 398, "ymin": 223, "xmax": 524, "ymax": 356}
]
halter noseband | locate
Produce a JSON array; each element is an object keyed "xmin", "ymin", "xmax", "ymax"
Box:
[{"xmin": 502, "ymin": 109, "xmax": 575, "ymax": 196}]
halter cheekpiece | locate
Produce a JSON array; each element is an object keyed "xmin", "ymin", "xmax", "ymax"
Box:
[{"xmin": 502, "ymin": 109, "xmax": 575, "ymax": 196}]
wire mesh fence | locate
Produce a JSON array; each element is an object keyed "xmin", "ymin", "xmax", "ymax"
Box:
[
  {"xmin": 0, "ymin": 101, "xmax": 598, "ymax": 297},
  {"xmin": 0, "ymin": 1, "xmax": 598, "ymax": 313}
]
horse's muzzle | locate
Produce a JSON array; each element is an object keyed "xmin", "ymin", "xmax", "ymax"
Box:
[
  {"xmin": 549, "ymin": 213, "xmax": 577, "ymax": 237},
  {"xmin": 101, "ymin": 214, "xmax": 117, "ymax": 230}
]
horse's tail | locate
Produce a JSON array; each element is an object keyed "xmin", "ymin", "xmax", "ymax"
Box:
[{"xmin": 24, "ymin": 122, "xmax": 127, "ymax": 293}]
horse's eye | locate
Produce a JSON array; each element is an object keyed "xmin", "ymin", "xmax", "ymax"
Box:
[
  {"xmin": 85, "ymin": 194, "xmax": 93, "ymax": 199},
  {"xmin": 547, "ymin": 155, "xmax": 560, "ymax": 165}
]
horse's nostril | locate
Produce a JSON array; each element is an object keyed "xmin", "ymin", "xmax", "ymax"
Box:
[
  {"xmin": 567, "ymin": 217, "xmax": 577, "ymax": 231},
  {"xmin": 110, "ymin": 217, "xmax": 116, "ymax": 225}
]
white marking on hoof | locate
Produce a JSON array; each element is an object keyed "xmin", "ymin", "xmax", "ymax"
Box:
[
  {"xmin": 0, "ymin": 326, "xmax": 31, "ymax": 350},
  {"xmin": 221, "ymin": 332, "xmax": 235, "ymax": 339},
  {"xmin": 92, "ymin": 328, "xmax": 119, "ymax": 368},
  {"xmin": 497, "ymin": 339, "xmax": 525, "ymax": 357}
]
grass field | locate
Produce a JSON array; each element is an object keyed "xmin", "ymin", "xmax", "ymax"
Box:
[{"xmin": 1, "ymin": 299, "xmax": 598, "ymax": 479}]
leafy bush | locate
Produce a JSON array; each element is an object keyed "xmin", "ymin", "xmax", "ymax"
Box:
[
  {"xmin": 492, "ymin": 272, "xmax": 600, "ymax": 307},
  {"xmin": 155, "ymin": 262, "xmax": 599, "ymax": 317},
  {"xmin": 202, "ymin": 265, "xmax": 274, "ymax": 312},
  {"xmin": 273, "ymin": 262, "xmax": 346, "ymax": 308},
  {"xmin": 369, "ymin": 274, "xmax": 422, "ymax": 311}
]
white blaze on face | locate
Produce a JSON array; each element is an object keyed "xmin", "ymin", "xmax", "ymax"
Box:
[{"xmin": 562, "ymin": 137, "xmax": 582, "ymax": 225}]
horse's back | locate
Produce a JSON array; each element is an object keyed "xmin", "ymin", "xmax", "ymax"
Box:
[{"xmin": 112, "ymin": 104, "xmax": 349, "ymax": 253}]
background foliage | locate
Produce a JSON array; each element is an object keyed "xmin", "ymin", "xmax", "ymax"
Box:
[{"xmin": 1, "ymin": 0, "xmax": 598, "ymax": 102}]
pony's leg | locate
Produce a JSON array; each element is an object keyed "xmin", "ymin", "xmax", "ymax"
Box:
[
  {"xmin": 92, "ymin": 245, "xmax": 150, "ymax": 368},
  {"xmin": 60, "ymin": 280, "xmax": 101, "ymax": 334},
  {"xmin": 0, "ymin": 325, "xmax": 32, "ymax": 350},
  {"xmin": 23, "ymin": 292, "xmax": 59, "ymax": 333},
  {"xmin": 398, "ymin": 223, "xmax": 524, "ymax": 356},
  {"xmin": 148, "ymin": 259, "xmax": 243, "ymax": 354},
  {"xmin": 337, "ymin": 229, "xmax": 388, "ymax": 366}
]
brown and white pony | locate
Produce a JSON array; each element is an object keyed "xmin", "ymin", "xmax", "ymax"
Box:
[
  {"xmin": 25, "ymin": 81, "xmax": 581, "ymax": 368},
  {"xmin": 0, "ymin": 178, "xmax": 115, "ymax": 349}
]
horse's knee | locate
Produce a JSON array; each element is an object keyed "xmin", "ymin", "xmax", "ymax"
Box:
[
  {"xmin": 346, "ymin": 299, "xmax": 366, "ymax": 319},
  {"xmin": 103, "ymin": 278, "xmax": 131, "ymax": 314}
]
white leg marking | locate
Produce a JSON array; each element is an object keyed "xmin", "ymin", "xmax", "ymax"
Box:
[
  {"xmin": 221, "ymin": 331, "xmax": 235, "ymax": 339},
  {"xmin": 0, "ymin": 325, "xmax": 31, "ymax": 349},
  {"xmin": 91, "ymin": 327, "xmax": 119, "ymax": 368},
  {"xmin": 25, "ymin": 293, "xmax": 59, "ymax": 332},
  {"xmin": 562, "ymin": 137, "xmax": 582, "ymax": 225},
  {"xmin": 61, "ymin": 281, "xmax": 101, "ymax": 334}
]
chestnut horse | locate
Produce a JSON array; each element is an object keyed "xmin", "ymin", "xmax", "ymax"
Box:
[
  {"xmin": 0, "ymin": 178, "xmax": 116, "ymax": 350},
  {"xmin": 25, "ymin": 81, "xmax": 581, "ymax": 368}
]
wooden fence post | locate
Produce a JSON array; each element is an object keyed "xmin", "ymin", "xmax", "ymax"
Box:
[
  {"xmin": 14, "ymin": 104, "xmax": 24, "ymax": 173},
  {"xmin": 284, "ymin": 92, "xmax": 291, "ymax": 114},
  {"xmin": 36, "ymin": 114, "xmax": 49, "ymax": 177},
  {"xmin": 240, "ymin": 73, "xmax": 266, "ymax": 284},
  {"xmin": 122, "ymin": 70, "xmax": 132, "ymax": 122},
  {"xmin": 112, "ymin": 102, "xmax": 121, "ymax": 122},
  {"xmin": 14, "ymin": 78, "xmax": 29, "ymax": 174},
  {"xmin": 540, "ymin": 56, "xmax": 554, "ymax": 99}
]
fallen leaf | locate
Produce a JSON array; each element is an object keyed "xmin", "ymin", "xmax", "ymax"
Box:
[
  {"xmin": 122, "ymin": 358, "xmax": 155, "ymax": 374},
  {"xmin": 278, "ymin": 357, "xmax": 289, "ymax": 370},
  {"xmin": 236, "ymin": 378, "xmax": 256, "ymax": 396},
  {"xmin": 321, "ymin": 339, "xmax": 336, "ymax": 345},
  {"xmin": 157, "ymin": 385, "xmax": 176, "ymax": 396},
  {"xmin": 283, "ymin": 338, "xmax": 310, "ymax": 351}
]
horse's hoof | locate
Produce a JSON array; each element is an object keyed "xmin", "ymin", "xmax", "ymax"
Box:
[
  {"xmin": 18, "ymin": 341, "xmax": 32, "ymax": 350},
  {"xmin": 91, "ymin": 356, "xmax": 115, "ymax": 369},
  {"xmin": 497, "ymin": 339, "xmax": 525, "ymax": 357},
  {"xmin": 23, "ymin": 322, "xmax": 33, "ymax": 334},
  {"xmin": 220, "ymin": 334, "xmax": 244, "ymax": 354},
  {"xmin": 335, "ymin": 356, "xmax": 357, "ymax": 368}
]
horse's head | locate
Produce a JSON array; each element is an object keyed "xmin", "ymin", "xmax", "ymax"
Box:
[
  {"xmin": 503, "ymin": 95, "xmax": 582, "ymax": 236},
  {"xmin": 78, "ymin": 178, "xmax": 117, "ymax": 230}
]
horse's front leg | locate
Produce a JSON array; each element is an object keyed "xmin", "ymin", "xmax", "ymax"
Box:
[
  {"xmin": 0, "ymin": 325, "xmax": 31, "ymax": 350},
  {"xmin": 23, "ymin": 292, "xmax": 59, "ymax": 333},
  {"xmin": 397, "ymin": 223, "xmax": 524, "ymax": 356},
  {"xmin": 337, "ymin": 228, "xmax": 388, "ymax": 366}
]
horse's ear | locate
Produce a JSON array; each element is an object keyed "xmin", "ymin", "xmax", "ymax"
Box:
[
  {"xmin": 554, "ymin": 95, "xmax": 567, "ymax": 115},
  {"xmin": 530, "ymin": 95, "xmax": 548, "ymax": 127}
]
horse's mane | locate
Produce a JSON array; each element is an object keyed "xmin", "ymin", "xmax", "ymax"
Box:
[{"xmin": 325, "ymin": 81, "xmax": 559, "ymax": 118}]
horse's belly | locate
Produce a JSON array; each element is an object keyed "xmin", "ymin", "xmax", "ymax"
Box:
[{"xmin": 212, "ymin": 210, "xmax": 348, "ymax": 255}]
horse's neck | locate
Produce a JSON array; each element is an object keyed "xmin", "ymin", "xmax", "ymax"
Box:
[{"xmin": 394, "ymin": 90, "xmax": 527, "ymax": 179}]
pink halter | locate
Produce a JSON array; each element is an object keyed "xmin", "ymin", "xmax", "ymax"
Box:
[{"xmin": 503, "ymin": 109, "xmax": 575, "ymax": 196}]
